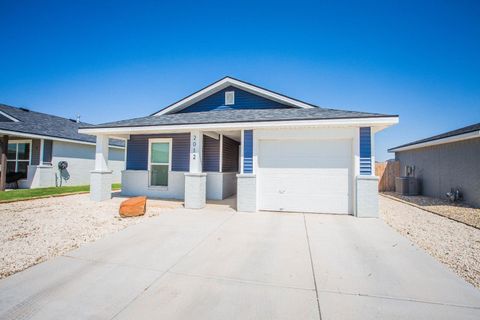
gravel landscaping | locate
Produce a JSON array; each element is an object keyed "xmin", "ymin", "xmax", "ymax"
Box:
[
  {"xmin": 380, "ymin": 195, "xmax": 480, "ymax": 289},
  {"xmin": 383, "ymin": 192, "xmax": 480, "ymax": 229},
  {"xmin": 0, "ymin": 193, "xmax": 182, "ymax": 279}
]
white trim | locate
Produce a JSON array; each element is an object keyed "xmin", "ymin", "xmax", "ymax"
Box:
[
  {"xmin": 389, "ymin": 130, "xmax": 480, "ymax": 152},
  {"xmin": 153, "ymin": 77, "xmax": 316, "ymax": 116},
  {"xmin": 204, "ymin": 131, "xmax": 220, "ymax": 140},
  {"xmin": 148, "ymin": 138, "xmax": 172, "ymax": 188},
  {"xmin": 0, "ymin": 110, "xmax": 20, "ymax": 122},
  {"xmin": 6, "ymin": 140, "xmax": 32, "ymax": 174},
  {"xmin": 0, "ymin": 129, "xmax": 125, "ymax": 149},
  {"xmin": 79, "ymin": 116, "xmax": 399, "ymax": 135},
  {"xmin": 225, "ymin": 90, "xmax": 235, "ymax": 105}
]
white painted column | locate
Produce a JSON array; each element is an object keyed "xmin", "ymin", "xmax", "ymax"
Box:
[
  {"xmin": 237, "ymin": 129, "xmax": 257, "ymax": 212},
  {"xmin": 355, "ymin": 127, "xmax": 379, "ymax": 218},
  {"xmin": 185, "ymin": 130, "xmax": 206, "ymax": 209},
  {"xmin": 90, "ymin": 134, "xmax": 112, "ymax": 201},
  {"xmin": 189, "ymin": 130, "xmax": 203, "ymax": 173},
  {"xmin": 94, "ymin": 134, "xmax": 110, "ymax": 171},
  {"xmin": 39, "ymin": 139, "xmax": 44, "ymax": 166}
]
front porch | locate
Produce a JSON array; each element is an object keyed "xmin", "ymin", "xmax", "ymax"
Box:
[
  {"xmin": 89, "ymin": 129, "xmax": 248, "ymax": 210},
  {"xmin": 0, "ymin": 134, "xmax": 55, "ymax": 191}
]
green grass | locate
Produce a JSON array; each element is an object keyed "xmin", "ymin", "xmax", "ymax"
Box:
[{"xmin": 0, "ymin": 184, "xmax": 122, "ymax": 202}]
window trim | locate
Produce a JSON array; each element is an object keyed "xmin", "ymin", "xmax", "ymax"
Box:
[
  {"xmin": 225, "ymin": 91, "xmax": 235, "ymax": 105},
  {"xmin": 147, "ymin": 138, "xmax": 172, "ymax": 188},
  {"xmin": 6, "ymin": 139, "xmax": 32, "ymax": 179}
]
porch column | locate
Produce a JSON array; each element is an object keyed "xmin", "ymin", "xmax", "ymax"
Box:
[
  {"xmin": 184, "ymin": 130, "xmax": 207, "ymax": 209},
  {"xmin": 90, "ymin": 134, "xmax": 112, "ymax": 201},
  {"xmin": 355, "ymin": 127, "xmax": 379, "ymax": 218},
  {"xmin": 39, "ymin": 139, "xmax": 45, "ymax": 166},
  {"xmin": 237, "ymin": 129, "xmax": 257, "ymax": 212},
  {"xmin": 0, "ymin": 135, "xmax": 8, "ymax": 191}
]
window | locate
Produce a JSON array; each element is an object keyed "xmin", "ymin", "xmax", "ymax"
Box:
[
  {"xmin": 7, "ymin": 141, "xmax": 31, "ymax": 179},
  {"xmin": 225, "ymin": 91, "xmax": 235, "ymax": 105},
  {"xmin": 148, "ymin": 139, "xmax": 172, "ymax": 187}
]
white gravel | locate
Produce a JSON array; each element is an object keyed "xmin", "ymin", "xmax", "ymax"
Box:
[
  {"xmin": 380, "ymin": 195, "xmax": 480, "ymax": 289},
  {"xmin": 0, "ymin": 193, "xmax": 182, "ymax": 279}
]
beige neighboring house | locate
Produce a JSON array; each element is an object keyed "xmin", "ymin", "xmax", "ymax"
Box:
[{"xmin": 0, "ymin": 104, "xmax": 125, "ymax": 190}]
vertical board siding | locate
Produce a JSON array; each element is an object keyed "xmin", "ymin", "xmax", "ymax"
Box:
[
  {"xmin": 243, "ymin": 130, "xmax": 253, "ymax": 174},
  {"xmin": 203, "ymin": 135, "xmax": 220, "ymax": 172},
  {"xmin": 43, "ymin": 139, "xmax": 53, "ymax": 164},
  {"xmin": 126, "ymin": 133, "xmax": 190, "ymax": 171},
  {"xmin": 222, "ymin": 136, "xmax": 239, "ymax": 172},
  {"xmin": 359, "ymin": 127, "xmax": 372, "ymax": 175},
  {"xmin": 178, "ymin": 86, "xmax": 294, "ymax": 113}
]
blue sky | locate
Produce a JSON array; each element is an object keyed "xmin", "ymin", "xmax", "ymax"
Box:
[{"xmin": 1, "ymin": 0, "xmax": 479, "ymax": 161}]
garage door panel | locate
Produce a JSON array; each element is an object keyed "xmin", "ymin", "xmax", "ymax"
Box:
[
  {"xmin": 261, "ymin": 194, "xmax": 350, "ymax": 214},
  {"xmin": 258, "ymin": 139, "xmax": 352, "ymax": 214},
  {"xmin": 260, "ymin": 173, "xmax": 350, "ymax": 194}
]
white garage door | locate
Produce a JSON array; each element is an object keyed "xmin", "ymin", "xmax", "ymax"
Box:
[{"xmin": 258, "ymin": 139, "xmax": 352, "ymax": 214}]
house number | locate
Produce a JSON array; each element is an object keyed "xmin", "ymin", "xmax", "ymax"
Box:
[{"xmin": 192, "ymin": 135, "xmax": 197, "ymax": 160}]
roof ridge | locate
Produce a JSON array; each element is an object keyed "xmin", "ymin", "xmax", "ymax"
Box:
[{"xmin": 0, "ymin": 103, "xmax": 93, "ymax": 125}]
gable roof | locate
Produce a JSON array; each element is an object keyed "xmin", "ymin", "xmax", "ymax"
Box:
[
  {"xmin": 82, "ymin": 107, "xmax": 396, "ymax": 129},
  {"xmin": 389, "ymin": 122, "xmax": 480, "ymax": 152},
  {"xmin": 152, "ymin": 76, "xmax": 317, "ymax": 116},
  {"xmin": 0, "ymin": 104, "xmax": 124, "ymax": 147}
]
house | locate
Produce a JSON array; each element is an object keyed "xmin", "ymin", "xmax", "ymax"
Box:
[
  {"xmin": 79, "ymin": 77, "xmax": 398, "ymax": 216},
  {"xmin": 389, "ymin": 123, "xmax": 480, "ymax": 207},
  {"xmin": 0, "ymin": 104, "xmax": 125, "ymax": 190}
]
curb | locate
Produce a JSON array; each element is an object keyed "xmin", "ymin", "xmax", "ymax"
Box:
[{"xmin": 0, "ymin": 189, "xmax": 121, "ymax": 204}]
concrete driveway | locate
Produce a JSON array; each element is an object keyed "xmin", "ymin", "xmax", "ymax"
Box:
[{"xmin": 1, "ymin": 204, "xmax": 479, "ymax": 320}]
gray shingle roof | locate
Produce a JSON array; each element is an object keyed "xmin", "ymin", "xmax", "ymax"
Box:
[
  {"xmin": 0, "ymin": 104, "xmax": 124, "ymax": 147},
  {"xmin": 389, "ymin": 122, "xmax": 480, "ymax": 152},
  {"xmin": 82, "ymin": 107, "xmax": 397, "ymax": 129}
]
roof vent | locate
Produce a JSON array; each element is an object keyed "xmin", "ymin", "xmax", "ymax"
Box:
[
  {"xmin": 19, "ymin": 107, "xmax": 30, "ymax": 112},
  {"xmin": 225, "ymin": 91, "xmax": 235, "ymax": 105},
  {"xmin": 69, "ymin": 115, "xmax": 81, "ymax": 123}
]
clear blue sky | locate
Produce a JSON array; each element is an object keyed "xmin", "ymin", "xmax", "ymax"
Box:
[{"xmin": 1, "ymin": 1, "xmax": 479, "ymax": 161}]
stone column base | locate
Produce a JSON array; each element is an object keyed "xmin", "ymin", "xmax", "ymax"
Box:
[
  {"xmin": 90, "ymin": 170, "xmax": 113, "ymax": 201},
  {"xmin": 184, "ymin": 173, "xmax": 207, "ymax": 209},
  {"xmin": 237, "ymin": 174, "xmax": 257, "ymax": 212},
  {"xmin": 356, "ymin": 175, "xmax": 379, "ymax": 218}
]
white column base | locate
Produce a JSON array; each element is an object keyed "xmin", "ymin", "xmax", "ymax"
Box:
[
  {"xmin": 184, "ymin": 173, "xmax": 207, "ymax": 209},
  {"xmin": 355, "ymin": 175, "xmax": 379, "ymax": 218},
  {"xmin": 237, "ymin": 174, "xmax": 257, "ymax": 212},
  {"xmin": 90, "ymin": 170, "xmax": 113, "ymax": 202}
]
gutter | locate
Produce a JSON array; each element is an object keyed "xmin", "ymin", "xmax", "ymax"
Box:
[{"xmin": 389, "ymin": 130, "xmax": 480, "ymax": 153}]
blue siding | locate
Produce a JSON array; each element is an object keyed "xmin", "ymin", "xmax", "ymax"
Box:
[
  {"xmin": 178, "ymin": 86, "xmax": 293, "ymax": 113},
  {"xmin": 126, "ymin": 133, "xmax": 190, "ymax": 171},
  {"xmin": 203, "ymin": 135, "xmax": 220, "ymax": 172},
  {"xmin": 222, "ymin": 136, "xmax": 239, "ymax": 172},
  {"xmin": 359, "ymin": 127, "xmax": 372, "ymax": 175},
  {"xmin": 243, "ymin": 130, "xmax": 253, "ymax": 174}
]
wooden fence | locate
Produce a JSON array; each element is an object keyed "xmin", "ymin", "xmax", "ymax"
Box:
[{"xmin": 376, "ymin": 161, "xmax": 400, "ymax": 192}]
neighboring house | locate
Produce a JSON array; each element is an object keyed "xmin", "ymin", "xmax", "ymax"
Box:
[
  {"xmin": 389, "ymin": 123, "xmax": 480, "ymax": 207},
  {"xmin": 0, "ymin": 104, "xmax": 125, "ymax": 189},
  {"xmin": 80, "ymin": 77, "xmax": 398, "ymax": 217}
]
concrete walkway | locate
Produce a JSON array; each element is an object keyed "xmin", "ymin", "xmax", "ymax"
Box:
[{"xmin": 0, "ymin": 204, "xmax": 479, "ymax": 319}]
